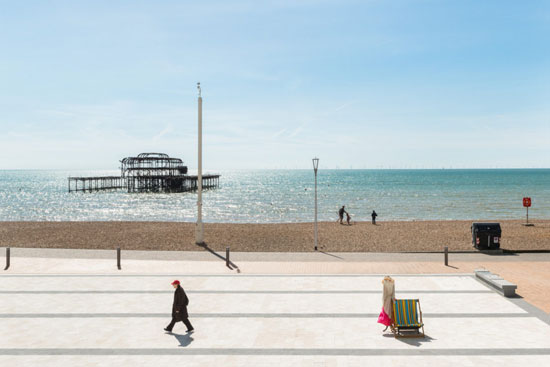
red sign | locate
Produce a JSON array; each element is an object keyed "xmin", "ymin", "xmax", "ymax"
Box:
[{"xmin": 523, "ymin": 197, "xmax": 532, "ymax": 207}]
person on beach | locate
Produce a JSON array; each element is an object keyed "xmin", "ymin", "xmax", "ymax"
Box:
[
  {"xmin": 377, "ymin": 276, "xmax": 395, "ymax": 332},
  {"xmin": 164, "ymin": 280, "xmax": 194, "ymax": 333},
  {"xmin": 346, "ymin": 212, "xmax": 352, "ymax": 225},
  {"xmin": 371, "ymin": 210, "xmax": 378, "ymax": 225},
  {"xmin": 338, "ymin": 206, "xmax": 347, "ymax": 224}
]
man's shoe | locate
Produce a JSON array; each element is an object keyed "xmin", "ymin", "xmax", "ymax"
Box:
[{"xmin": 164, "ymin": 328, "xmax": 172, "ymax": 332}]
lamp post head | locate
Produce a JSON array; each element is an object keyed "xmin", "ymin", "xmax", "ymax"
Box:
[
  {"xmin": 197, "ymin": 82, "xmax": 201, "ymax": 97},
  {"xmin": 312, "ymin": 157, "xmax": 319, "ymax": 173}
]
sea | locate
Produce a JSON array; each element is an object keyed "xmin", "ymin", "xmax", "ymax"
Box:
[{"xmin": 0, "ymin": 169, "xmax": 549, "ymax": 223}]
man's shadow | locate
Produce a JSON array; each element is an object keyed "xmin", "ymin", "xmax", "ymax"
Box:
[{"xmin": 172, "ymin": 332, "xmax": 194, "ymax": 347}]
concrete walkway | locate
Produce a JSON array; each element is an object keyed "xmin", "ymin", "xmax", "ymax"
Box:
[
  {"xmin": 4, "ymin": 247, "xmax": 550, "ymax": 312},
  {"xmin": 2, "ymin": 248, "xmax": 550, "ymax": 366}
]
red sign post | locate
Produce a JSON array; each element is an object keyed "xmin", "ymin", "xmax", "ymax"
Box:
[{"xmin": 523, "ymin": 197, "xmax": 532, "ymax": 226}]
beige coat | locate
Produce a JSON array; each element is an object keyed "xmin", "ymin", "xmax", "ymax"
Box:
[{"xmin": 382, "ymin": 277, "xmax": 395, "ymax": 319}]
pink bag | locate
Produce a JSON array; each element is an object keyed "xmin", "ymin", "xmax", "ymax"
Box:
[{"xmin": 377, "ymin": 307, "xmax": 392, "ymax": 326}]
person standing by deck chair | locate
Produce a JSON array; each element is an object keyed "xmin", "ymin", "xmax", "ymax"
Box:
[
  {"xmin": 164, "ymin": 280, "xmax": 194, "ymax": 333},
  {"xmin": 377, "ymin": 276, "xmax": 395, "ymax": 332}
]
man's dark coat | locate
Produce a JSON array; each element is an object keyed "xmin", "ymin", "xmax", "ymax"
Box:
[{"xmin": 172, "ymin": 285, "xmax": 189, "ymax": 321}]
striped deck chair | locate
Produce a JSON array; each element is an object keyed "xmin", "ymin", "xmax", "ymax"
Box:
[{"xmin": 392, "ymin": 299, "xmax": 425, "ymax": 338}]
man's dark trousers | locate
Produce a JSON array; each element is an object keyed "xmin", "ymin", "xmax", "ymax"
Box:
[{"xmin": 166, "ymin": 316, "xmax": 193, "ymax": 331}]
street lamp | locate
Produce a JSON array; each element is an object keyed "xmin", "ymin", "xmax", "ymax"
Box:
[
  {"xmin": 312, "ymin": 157, "xmax": 319, "ymax": 251},
  {"xmin": 196, "ymin": 82, "xmax": 204, "ymax": 245}
]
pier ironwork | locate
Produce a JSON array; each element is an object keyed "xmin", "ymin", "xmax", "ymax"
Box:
[{"xmin": 68, "ymin": 152, "xmax": 219, "ymax": 193}]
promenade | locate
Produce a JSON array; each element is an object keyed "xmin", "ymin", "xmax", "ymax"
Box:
[{"xmin": 1, "ymin": 249, "xmax": 550, "ymax": 366}]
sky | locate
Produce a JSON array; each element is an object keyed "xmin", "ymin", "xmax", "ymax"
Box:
[{"xmin": 0, "ymin": 0, "xmax": 549, "ymax": 170}]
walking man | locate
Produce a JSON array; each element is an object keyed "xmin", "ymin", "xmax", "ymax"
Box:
[
  {"xmin": 371, "ymin": 210, "xmax": 378, "ymax": 225},
  {"xmin": 164, "ymin": 280, "xmax": 194, "ymax": 333}
]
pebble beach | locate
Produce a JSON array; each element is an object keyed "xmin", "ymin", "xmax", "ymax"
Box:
[{"xmin": 1, "ymin": 220, "xmax": 549, "ymax": 252}]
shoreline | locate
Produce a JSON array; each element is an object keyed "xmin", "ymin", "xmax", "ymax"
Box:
[
  {"xmin": 2, "ymin": 217, "xmax": 549, "ymax": 224},
  {"xmin": 1, "ymin": 220, "xmax": 549, "ymax": 252}
]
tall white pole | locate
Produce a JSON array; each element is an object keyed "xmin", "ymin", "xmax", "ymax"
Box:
[{"xmin": 196, "ymin": 83, "xmax": 204, "ymax": 244}]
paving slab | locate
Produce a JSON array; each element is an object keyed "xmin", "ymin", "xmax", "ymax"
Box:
[
  {"xmin": 2, "ymin": 356, "xmax": 550, "ymax": 367},
  {"xmin": 0, "ymin": 291, "xmax": 524, "ymax": 315},
  {"xmin": 4, "ymin": 315, "xmax": 550, "ymax": 350},
  {"xmin": 0, "ymin": 273, "xmax": 489, "ymax": 291}
]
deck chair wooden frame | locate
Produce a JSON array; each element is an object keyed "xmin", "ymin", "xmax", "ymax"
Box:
[{"xmin": 392, "ymin": 299, "xmax": 425, "ymax": 338}]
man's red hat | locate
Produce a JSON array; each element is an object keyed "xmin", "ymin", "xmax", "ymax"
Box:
[{"xmin": 171, "ymin": 280, "xmax": 180, "ymax": 285}]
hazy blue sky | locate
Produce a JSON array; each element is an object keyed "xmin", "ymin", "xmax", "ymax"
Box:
[{"xmin": 1, "ymin": 0, "xmax": 549, "ymax": 170}]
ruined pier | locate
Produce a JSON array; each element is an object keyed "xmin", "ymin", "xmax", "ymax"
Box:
[{"xmin": 68, "ymin": 153, "xmax": 220, "ymax": 193}]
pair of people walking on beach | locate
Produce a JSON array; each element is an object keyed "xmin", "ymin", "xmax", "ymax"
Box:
[
  {"xmin": 164, "ymin": 280, "xmax": 194, "ymax": 333},
  {"xmin": 338, "ymin": 205, "xmax": 352, "ymax": 225},
  {"xmin": 339, "ymin": 206, "xmax": 378, "ymax": 225}
]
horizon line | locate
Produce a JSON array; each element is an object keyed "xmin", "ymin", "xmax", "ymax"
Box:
[{"xmin": 1, "ymin": 167, "xmax": 549, "ymax": 171}]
